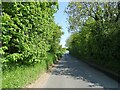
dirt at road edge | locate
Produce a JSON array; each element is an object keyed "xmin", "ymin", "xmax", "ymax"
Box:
[{"xmin": 25, "ymin": 72, "xmax": 50, "ymax": 88}]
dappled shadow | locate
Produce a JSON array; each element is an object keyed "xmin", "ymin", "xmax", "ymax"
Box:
[{"xmin": 51, "ymin": 54, "xmax": 120, "ymax": 89}]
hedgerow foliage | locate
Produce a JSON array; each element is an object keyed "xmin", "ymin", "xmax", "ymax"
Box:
[
  {"xmin": 1, "ymin": 2, "xmax": 63, "ymax": 66},
  {"xmin": 65, "ymin": 2, "xmax": 120, "ymax": 73}
]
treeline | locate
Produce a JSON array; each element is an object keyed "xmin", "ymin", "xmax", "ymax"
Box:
[
  {"xmin": 65, "ymin": 2, "xmax": 120, "ymax": 73},
  {"xmin": 1, "ymin": 2, "xmax": 65, "ymax": 67}
]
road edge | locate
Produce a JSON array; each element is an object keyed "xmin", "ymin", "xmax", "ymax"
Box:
[{"xmin": 76, "ymin": 58, "xmax": 120, "ymax": 83}]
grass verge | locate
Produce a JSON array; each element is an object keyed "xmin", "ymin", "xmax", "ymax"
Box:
[{"xmin": 2, "ymin": 53, "xmax": 55, "ymax": 88}]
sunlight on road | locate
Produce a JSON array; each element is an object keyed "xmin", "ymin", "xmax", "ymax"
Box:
[{"xmin": 43, "ymin": 54, "xmax": 119, "ymax": 88}]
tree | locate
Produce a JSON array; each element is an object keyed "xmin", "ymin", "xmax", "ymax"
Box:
[{"xmin": 65, "ymin": 2, "xmax": 120, "ymax": 32}]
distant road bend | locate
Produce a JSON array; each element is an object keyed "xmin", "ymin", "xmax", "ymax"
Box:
[{"xmin": 43, "ymin": 53, "xmax": 120, "ymax": 88}]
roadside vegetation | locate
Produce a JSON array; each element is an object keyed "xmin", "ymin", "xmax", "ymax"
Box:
[
  {"xmin": 2, "ymin": 53, "xmax": 55, "ymax": 88},
  {"xmin": 1, "ymin": 2, "xmax": 65, "ymax": 88},
  {"xmin": 65, "ymin": 2, "xmax": 120, "ymax": 74}
]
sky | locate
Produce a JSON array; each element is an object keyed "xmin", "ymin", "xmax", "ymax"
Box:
[{"xmin": 54, "ymin": 2, "xmax": 71, "ymax": 48}]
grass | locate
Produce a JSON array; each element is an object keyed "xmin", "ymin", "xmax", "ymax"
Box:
[
  {"xmin": 2, "ymin": 53, "xmax": 55, "ymax": 88},
  {"xmin": 46, "ymin": 53, "xmax": 56, "ymax": 66},
  {"xmin": 0, "ymin": 63, "xmax": 2, "ymax": 89}
]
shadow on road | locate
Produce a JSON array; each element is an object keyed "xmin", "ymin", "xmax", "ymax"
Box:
[{"xmin": 51, "ymin": 54, "xmax": 119, "ymax": 89}]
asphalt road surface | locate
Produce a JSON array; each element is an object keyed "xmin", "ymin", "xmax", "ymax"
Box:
[{"xmin": 43, "ymin": 54, "xmax": 120, "ymax": 89}]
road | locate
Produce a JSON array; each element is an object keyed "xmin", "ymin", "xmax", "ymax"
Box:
[{"xmin": 43, "ymin": 54, "xmax": 120, "ymax": 89}]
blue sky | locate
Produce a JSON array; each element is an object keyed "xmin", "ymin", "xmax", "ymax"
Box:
[{"xmin": 54, "ymin": 2, "xmax": 71, "ymax": 48}]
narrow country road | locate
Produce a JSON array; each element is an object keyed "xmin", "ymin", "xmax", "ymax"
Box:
[{"xmin": 43, "ymin": 54, "xmax": 120, "ymax": 88}]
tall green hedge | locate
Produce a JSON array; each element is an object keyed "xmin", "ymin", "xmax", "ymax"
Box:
[
  {"xmin": 67, "ymin": 21, "xmax": 120, "ymax": 73},
  {"xmin": 1, "ymin": 2, "xmax": 63, "ymax": 67}
]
